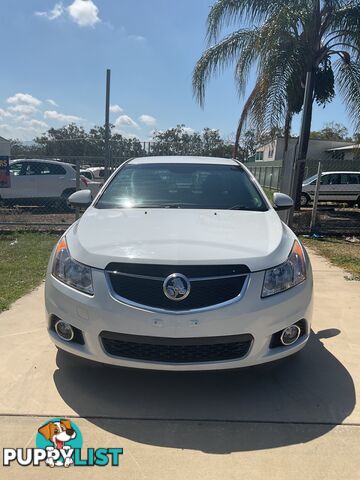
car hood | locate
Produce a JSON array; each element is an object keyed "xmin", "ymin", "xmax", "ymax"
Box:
[{"xmin": 66, "ymin": 207, "xmax": 295, "ymax": 271}]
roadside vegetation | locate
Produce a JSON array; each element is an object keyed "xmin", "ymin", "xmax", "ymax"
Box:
[
  {"xmin": 0, "ymin": 232, "xmax": 58, "ymax": 312},
  {"xmin": 302, "ymin": 236, "xmax": 360, "ymax": 280}
]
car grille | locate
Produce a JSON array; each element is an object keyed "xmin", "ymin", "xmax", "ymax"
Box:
[
  {"xmin": 106, "ymin": 263, "xmax": 250, "ymax": 312},
  {"xmin": 100, "ymin": 332, "xmax": 253, "ymax": 363}
]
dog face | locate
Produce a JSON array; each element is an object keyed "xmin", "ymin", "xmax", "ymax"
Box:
[{"xmin": 38, "ymin": 420, "xmax": 76, "ymax": 449}]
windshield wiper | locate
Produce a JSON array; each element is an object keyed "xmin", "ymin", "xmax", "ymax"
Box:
[{"xmin": 228, "ymin": 204, "xmax": 258, "ymax": 211}]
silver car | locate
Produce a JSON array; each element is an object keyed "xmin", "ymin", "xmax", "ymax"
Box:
[{"xmin": 301, "ymin": 171, "xmax": 360, "ymax": 207}]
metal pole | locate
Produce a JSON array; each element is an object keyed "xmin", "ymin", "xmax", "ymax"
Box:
[
  {"xmin": 104, "ymin": 69, "xmax": 111, "ymax": 181},
  {"xmin": 310, "ymin": 162, "xmax": 322, "ymax": 235},
  {"xmin": 75, "ymin": 158, "xmax": 80, "ymax": 220},
  {"xmin": 291, "ymin": 70, "xmax": 315, "ymax": 211}
]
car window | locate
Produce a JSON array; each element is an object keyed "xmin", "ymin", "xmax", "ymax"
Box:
[
  {"xmin": 322, "ymin": 174, "xmax": 341, "ymax": 185},
  {"xmin": 47, "ymin": 163, "xmax": 66, "ymax": 175},
  {"xmin": 96, "ymin": 163, "xmax": 268, "ymax": 211},
  {"xmin": 342, "ymin": 174, "xmax": 360, "ymax": 185},
  {"xmin": 9, "ymin": 162, "xmax": 23, "ymax": 176},
  {"xmin": 22, "ymin": 162, "xmax": 66, "ymax": 175},
  {"xmin": 81, "ymin": 171, "xmax": 93, "ymax": 180},
  {"xmin": 23, "ymin": 162, "xmax": 42, "ymax": 175}
]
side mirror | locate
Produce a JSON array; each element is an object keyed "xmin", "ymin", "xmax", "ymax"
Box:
[
  {"xmin": 68, "ymin": 189, "xmax": 93, "ymax": 208},
  {"xmin": 273, "ymin": 192, "xmax": 293, "ymax": 211}
]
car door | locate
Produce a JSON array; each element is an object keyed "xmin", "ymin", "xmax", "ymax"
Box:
[
  {"xmin": 36, "ymin": 162, "xmax": 67, "ymax": 198},
  {"xmin": 340, "ymin": 173, "xmax": 360, "ymax": 202},
  {"xmin": 2, "ymin": 161, "xmax": 33, "ymax": 199},
  {"xmin": 319, "ymin": 173, "xmax": 341, "ymax": 201}
]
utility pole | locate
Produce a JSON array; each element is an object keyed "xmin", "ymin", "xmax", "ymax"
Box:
[
  {"xmin": 104, "ymin": 69, "xmax": 111, "ymax": 180},
  {"xmin": 291, "ymin": 70, "xmax": 315, "ymax": 215}
]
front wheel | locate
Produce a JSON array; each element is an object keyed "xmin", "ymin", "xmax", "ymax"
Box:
[{"xmin": 300, "ymin": 193, "xmax": 310, "ymax": 207}]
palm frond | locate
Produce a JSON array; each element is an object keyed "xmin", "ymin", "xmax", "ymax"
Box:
[
  {"xmin": 335, "ymin": 58, "xmax": 360, "ymax": 131},
  {"xmin": 193, "ymin": 29, "xmax": 259, "ymax": 106},
  {"xmin": 206, "ymin": 0, "xmax": 285, "ymax": 42}
]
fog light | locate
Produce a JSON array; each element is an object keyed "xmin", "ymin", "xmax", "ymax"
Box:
[
  {"xmin": 55, "ymin": 321, "xmax": 74, "ymax": 342},
  {"xmin": 280, "ymin": 325, "xmax": 301, "ymax": 346}
]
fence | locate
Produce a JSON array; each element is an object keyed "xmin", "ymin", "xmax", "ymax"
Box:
[
  {"xmin": 245, "ymin": 160, "xmax": 283, "ymax": 191},
  {"xmin": 1, "ymin": 140, "xmax": 359, "ymax": 235}
]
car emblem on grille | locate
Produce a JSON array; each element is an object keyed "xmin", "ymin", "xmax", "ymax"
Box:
[{"xmin": 163, "ymin": 273, "xmax": 191, "ymax": 301}]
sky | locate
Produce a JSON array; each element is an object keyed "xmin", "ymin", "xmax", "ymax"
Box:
[{"xmin": 0, "ymin": 0, "xmax": 355, "ymax": 142}]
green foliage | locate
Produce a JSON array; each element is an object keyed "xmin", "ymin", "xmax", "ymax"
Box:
[
  {"xmin": 150, "ymin": 125, "xmax": 234, "ymax": 158},
  {"xmin": 193, "ymin": 0, "xmax": 360, "ymax": 147},
  {"xmin": 310, "ymin": 122, "xmax": 353, "ymax": 141},
  {"xmin": 10, "ymin": 124, "xmax": 146, "ymax": 160}
]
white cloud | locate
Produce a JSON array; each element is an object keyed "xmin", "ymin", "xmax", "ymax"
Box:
[
  {"xmin": 128, "ymin": 35, "xmax": 146, "ymax": 42},
  {"xmin": 139, "ymin": 114, "xmax": 156, "ymax": 127},
  {"xmin": 115, "ymin": 129, "xmax": 140, "ymax": 140},
  {"xmin": 68, "ymin": 0, "xmax": 100, "ymax": 27},
  {"xmin": 26, "ymin": 119, "xmax": 49, "ymax": 129},
  {"xmin": 8, "ymin": 105, "xmax": 38, "ymax": 116},
  {"xmin": 110, "ymin": 104, "xmax": 123, "ymax": 114},
  {"xmin": 182, "ymin": 127, "xmax": 195, "ymax": 135},
  {"xmin": 115, "ymin": 115, "xmax": 138, "ymax": 128},
  {"xmin": 6, "ymin": 93, "xmax": 42, "ymax": 107},
  {"xmin": 44, "ymin": 110, "xmax": 82, "ymax": 123},
  {"xmin": 0, "ymin": 108, "xmax": 13, "ymax": 119},
  {"xmin": 35, "ymin": 2, "xmax": 64, "ymax": 20},
  {"xmin": 47, "ymin": 98, "xmax": 59, "ymax": 107}
]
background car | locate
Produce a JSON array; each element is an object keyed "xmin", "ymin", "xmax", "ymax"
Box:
[
  {"xmin": 1, "ymin": 159, "xmax": 87, "ymax": 210},
  {"xmin": 80, "ymin": 169, "xmax": 102, "ymax": 197},
  {"xmin": 301, "ymin": 171, "xmax": 360, "ymax": 207}
]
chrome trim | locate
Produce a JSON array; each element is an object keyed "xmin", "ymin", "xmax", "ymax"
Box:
[
  {"xmin": 280, "ymin": 325, "xmax": 301, "ymax": 346},
  {"xmin": 106, "ymin": 270, "xmax": 248, "ymax": 282},
  {"xmin": 105, "ymin": 272, "xmax": 251, "ymax": 315},
  {"xmin": 163, "ymin": 273, "xmax": 191, "ymax": 301},
  {"xmin": 54, "ymin": 320, "xmax": 74, "ymax": 342}
]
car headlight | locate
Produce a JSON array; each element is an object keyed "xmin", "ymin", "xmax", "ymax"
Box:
[
  {"xmin": 262, "ymin": 240, "xmax": 306, "ymax": 298},
  {"xmin": 52, "ymin": 237, "xmax": 94, "ymax": 295}
]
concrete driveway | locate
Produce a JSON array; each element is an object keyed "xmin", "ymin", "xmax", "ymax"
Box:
[{"xmin": 1, "ymin": 250, "xmax": 359, "ymax": 479}]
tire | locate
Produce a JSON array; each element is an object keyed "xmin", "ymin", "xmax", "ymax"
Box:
[{"xmin": 300, "ymin": 193, "xmax": 310, "ymax": 207}]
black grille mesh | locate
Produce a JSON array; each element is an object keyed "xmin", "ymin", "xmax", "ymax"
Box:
[
  {"xmin": 100, "ymin": 332, "xmax": 253, "ymax": 363},
  {"xmin": 106, "ymin": 263, "xmax": 249, "ymax": 311}
]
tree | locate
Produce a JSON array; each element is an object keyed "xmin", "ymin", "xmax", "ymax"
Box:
[
  {"xmin": 310, "ymin": 122, "xmax": 353, "ymax": 141},
  {"xmin": 150, "ymin": 125, "xmax": 233, "ymax": 157},
  {"xmin": 34, "ymin": 124, "xmax": 87, "ymax": 158},
  {"xmin": 193, "ymin": 0, "xmax": 360, "ymax": 186}
]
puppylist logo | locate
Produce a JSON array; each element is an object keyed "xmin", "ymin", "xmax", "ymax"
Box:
[{"xmin": 3, "ymin": 418, "xmax": 123, "ymax": 468}]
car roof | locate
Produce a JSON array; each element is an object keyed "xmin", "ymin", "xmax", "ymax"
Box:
[
  {"xmin": 128, "ymin": 156, "xmax": 238, "ymax": 166},
  {"xmin": 10, "ymin": 158, "xmax": 73, "ymax": 167},
  {"xmin": 320, "ymin": 171, "xmax": 360, "ymax": 174}
]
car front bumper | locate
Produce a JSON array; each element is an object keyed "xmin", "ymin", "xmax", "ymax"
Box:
[{"xmin": 45, "ymin": 264, "xmax": 313, "ymax": 371}]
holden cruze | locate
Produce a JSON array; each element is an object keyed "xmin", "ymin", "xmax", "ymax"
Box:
[{"xmin": 45, "ymin": 156, "xmax": 313, "ymax": 370}]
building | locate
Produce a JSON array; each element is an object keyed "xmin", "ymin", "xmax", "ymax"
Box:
[
  {"xmin": 251, "ymin": 137, "xmax": 357, "ymax": 162},
  {"xmin": 0, "ymin": 136, "xmax": 10, "ymax": 156}
]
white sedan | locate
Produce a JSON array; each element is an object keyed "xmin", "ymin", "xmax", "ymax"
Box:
[{"xmin": 45, "ymin": 156, "xmax": 313, "ymax": 370}]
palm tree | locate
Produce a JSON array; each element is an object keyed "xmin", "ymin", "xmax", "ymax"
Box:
[{"xmin": 193, "ymin": 0, "xmax": 360, "ymax": 183}]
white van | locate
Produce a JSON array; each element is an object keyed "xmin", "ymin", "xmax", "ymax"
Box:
[{"xmin": 301, "ymin": 171, "xmax": 360, "ymax": 207}]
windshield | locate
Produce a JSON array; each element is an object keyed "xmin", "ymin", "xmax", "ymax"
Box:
[
  {"xmin": 95, "ymin": 163, "xmax": 268, "ymax": 211},
  {"xmin": 303, "ymin": 174, "xmax": 318, "ymax": 185}
]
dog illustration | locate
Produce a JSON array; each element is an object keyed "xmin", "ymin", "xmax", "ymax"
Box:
[{"xmin": 38, "ymin": 419, "xmax": 76, "ymax": 467}]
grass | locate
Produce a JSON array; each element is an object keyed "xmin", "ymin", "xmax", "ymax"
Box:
[
  {"xmin": 302, "ymin": 236, "xmax": 360, "ymax": 280},
  {"xmin": 0, "ymin": 232, "xmax": 59, "ymax": 312}
]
